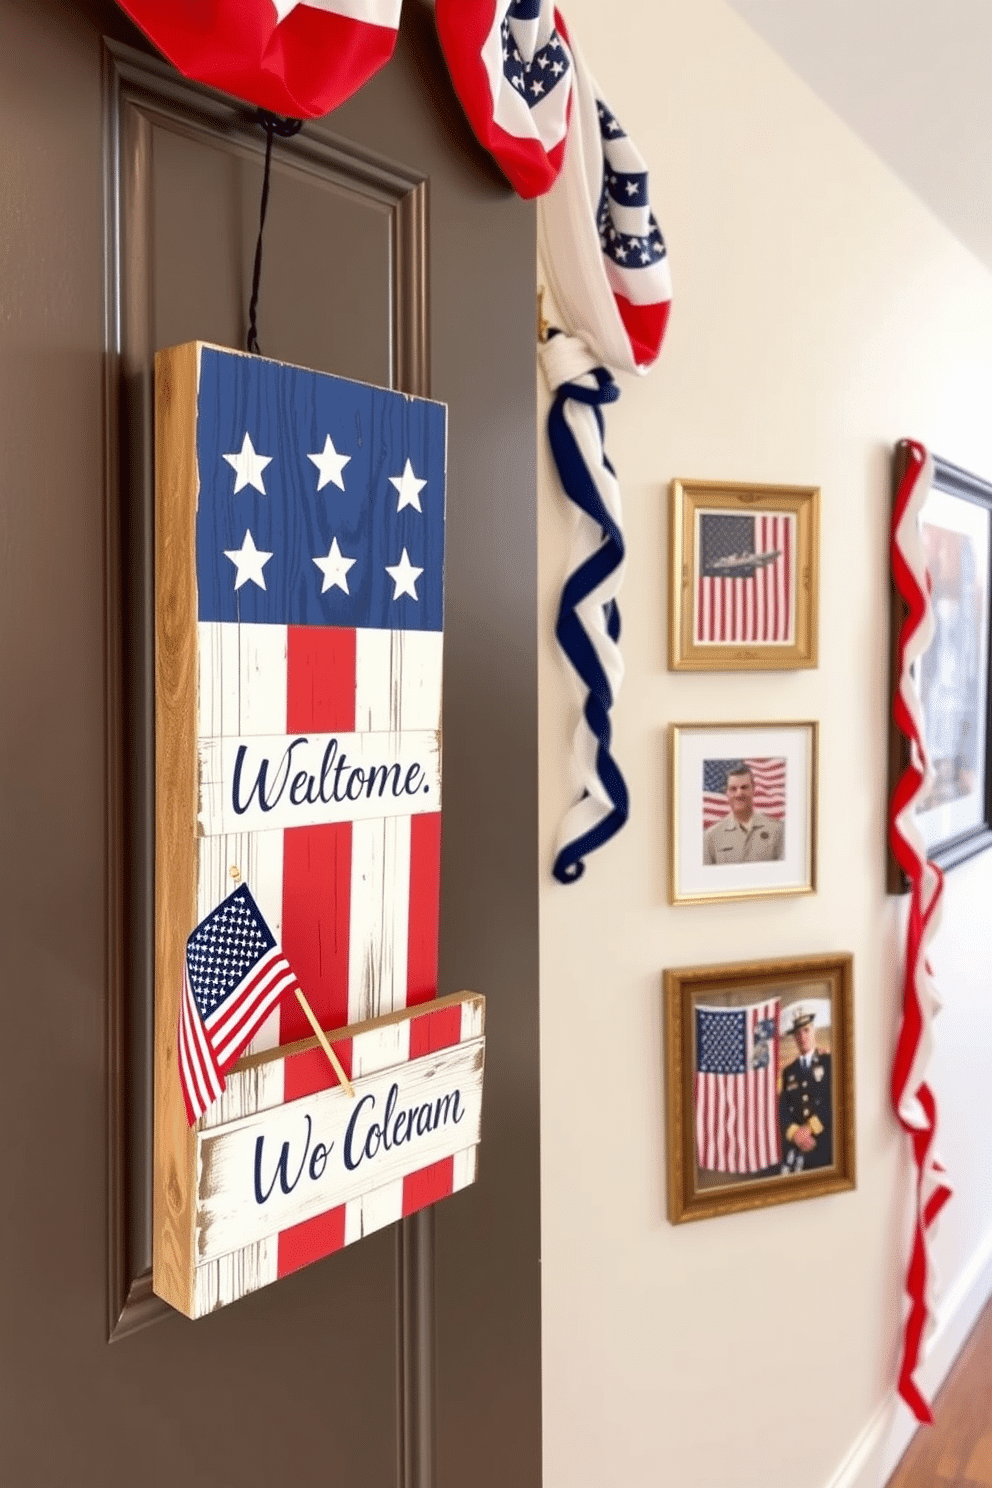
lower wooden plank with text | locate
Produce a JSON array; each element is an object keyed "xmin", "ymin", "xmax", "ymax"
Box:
[{"xmin": 176, "ymin": 991, "xmax": 485, "ymax": 1317}]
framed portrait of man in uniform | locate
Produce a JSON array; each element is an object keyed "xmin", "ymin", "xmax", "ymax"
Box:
[
  {"xmin": 669, "ymin": 721, "xmax": 817, "ymax": 905},
  {"xmin": 663, "ymin": 952, "xmax": 855, "ymax": 1224}
]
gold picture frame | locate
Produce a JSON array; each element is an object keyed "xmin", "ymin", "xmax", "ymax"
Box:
[
  {"xmin": 664, "ymin": 953, "xmax": 856, "ymax": 1224},
  {"xmin": 670, "ymin": 721, "xmax": 817, "ymax": 905},
  {"xmin": 669, "ymin": 478, "xmax": 820, "ymax": 670}
]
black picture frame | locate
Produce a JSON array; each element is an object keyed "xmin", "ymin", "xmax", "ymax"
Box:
[{"xmin": 887, "ymin": 443, "xmax": 992, "ymax": 892}]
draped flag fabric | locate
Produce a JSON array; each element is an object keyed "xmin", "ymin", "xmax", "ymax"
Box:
[
  {"xmin": 180, "ymin": 882, "xmax": 301, "ymax": 1124},
  {"xmin": 435, "ymin": 0, "xmax": 574, "ymax": 200},
  {"xmin": 531, "ymin": 23, "xmax": 671, "ymax": 879},
  {"xmin": 115, "ymin": 0, "xmax": 402, "ymax": 118},
  {"xmin": 443, "ymin": 2, "xmax": 676, "ymax": 880},
  {"xmin": 888, "ymin": 440, "xmax": 952, "ymax": 1424}
]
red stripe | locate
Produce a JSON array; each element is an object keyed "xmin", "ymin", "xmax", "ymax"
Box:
[
  {"xmin": 287, "ymin": 625, "xmax": 356, "ymax": 732},
  {"xmin": 697, "ymin": 570, "xmax": 705, "ymax": 644},
  {"xmin": 282, "ymin": 626, "xmax": 356, "ymax": 1042},
  {"xmin": 402, "ymin": 1157, "xmax": 454, "ymax": 1217},
  {"xmin": 409, "ymin": 1004, "xmax": 462, "ymax": 1060},
  {"xmin": 407, "ymin": 813, "xmax": 442, "ymax": 1007},
  {"xmin": 761, "ymin": 518, "xmax": 769, "ymax": 642},
  {"xmin": 284, "ymin": 1037, "xmax": 353, "ymax": 1103},
  {"xmin": 281, "ymin": 825, "xmax": 352, "ymax": 1039},
  {"xmin": 782, "ymin": 516, "xmax": 792, "ymax": 642},
  {"xmin": 278, "ymin": 1206, "xmax": 347, "ymax": 1278}
]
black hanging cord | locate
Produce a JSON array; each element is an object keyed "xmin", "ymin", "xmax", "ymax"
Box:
[{"xmin": 246, "ymin": 109, "xmax": 304, "ymax": 356}]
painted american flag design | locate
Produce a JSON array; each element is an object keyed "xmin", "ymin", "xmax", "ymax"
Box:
[
  {"xmin": 183, "ymin": 345, "xmax": 451, "ymax": 1289},
  {"xmin": 702, "ymin": 757, "xmax": 786, "ymax": 831},
  {"xmin": 695, "ymin": 999, "xmax": 781, "ymax": 1174},
  {"xmin": 695, "ymin": 510, "xmax": 795, "ymax": 645}
]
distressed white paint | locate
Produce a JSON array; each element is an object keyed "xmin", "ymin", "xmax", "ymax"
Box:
[
  {"xmin": 197, "ymin": 728, "xmax": 441, "ymax": 836},
  {"xmin": 353, "ymin": 629, "xmax": 444, "ymax": 733},
  {"xmin": 193, "ymin": 1236, "xmax": 279, "ymax": 1315},
  {"xmin": 198, "ymin": 620, "xmax": 289, "ymax": 739},
  {"xmin": 196, "ymin": 1036, "xmax": 484, "ymax": 1262},
  {"xmin": 347, "ymin": 815, "xmax": 411, "ymax": 1024}
]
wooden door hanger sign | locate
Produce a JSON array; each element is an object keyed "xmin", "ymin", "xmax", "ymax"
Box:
[{"xmin": 153, "ymin": 342, "xmax": 484, "ymax": 1317}]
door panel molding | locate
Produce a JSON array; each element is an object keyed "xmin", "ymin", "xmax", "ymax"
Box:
[{"xmin": 101, "ymin": 41, "xmax": 431, "ymax": 1362}]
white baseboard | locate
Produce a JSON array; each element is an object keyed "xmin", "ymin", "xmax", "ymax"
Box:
[{"xmin": 826, "ymin": 1225, "xmax": 992, "ymax": 1488}]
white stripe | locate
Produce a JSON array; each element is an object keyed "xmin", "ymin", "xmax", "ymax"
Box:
[
  {"xmin": 198, "ymin": 621, "xmax": 288, "ymax": 738},
  {"xmin": 351, "ymin": 1015, "xmax": 412, "ymax": 1077},
  {"xmin": 607, "ymin": 201, "xmax": 650, "ymax": 238},
  {"xmin": 345, "ymin": 1180, "xmax": 404, "ymax": 1243},
  {"xmin": 273, "ymin": 0, "xmax": 402, "ymax": 26},
  {"xmin": 193, "ymin": 1236, "xmax": 278, "ymax": 1316},
  {"xmin": 353, "ymin": 629, "xmax": 443, "ymax": 734},
  {"xmin": 460, "ymin": 995, "xmax": 484, "ymax": 1042},
  {"xmin": 347, "ymin": 815, "xmax": 411, "ymax": 1023},
  {"xmin": 451, "ymin": 1147, "xmax": 477, "ymax": 1192}
]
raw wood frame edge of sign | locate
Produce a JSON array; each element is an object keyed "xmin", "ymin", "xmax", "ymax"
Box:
[{"xmin": 153, "ymin": 340, "xmax": 201, "ymax": 1315}]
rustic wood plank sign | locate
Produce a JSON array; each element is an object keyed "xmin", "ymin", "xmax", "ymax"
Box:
[{"xmin": 153, "ymin": 342, "xmax": 482, "ymax": 1317}]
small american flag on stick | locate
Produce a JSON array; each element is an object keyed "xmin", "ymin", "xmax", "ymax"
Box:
[
  {"xmin": 180, "ymin": 883, "xmax": 300, "ymax": 1125},
  {"xmin": 696, "ymin": 511, "xmax": 794, "ymax": 644},
  {"xmin": 695, "ymin": 998, "xmax": 781, "ymax": 1174},
  {"xmin": 702, "ymin": 757, "xmax": 786, "ymax": 830}
]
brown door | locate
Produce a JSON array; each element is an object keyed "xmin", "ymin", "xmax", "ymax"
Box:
[{"xmin": 0, "ymin": 3, "xmax": 540, "ymax": 1484}]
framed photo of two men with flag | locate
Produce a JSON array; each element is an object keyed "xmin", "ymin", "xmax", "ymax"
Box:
[{"xmin": 663, "ymin": 952, "xmax": 855, "ymax": 1224}]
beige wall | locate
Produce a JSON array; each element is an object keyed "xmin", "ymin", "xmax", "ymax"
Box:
[{"xmin": 537, "ymin": 5, "xmax": 992, "ymax": 1487}]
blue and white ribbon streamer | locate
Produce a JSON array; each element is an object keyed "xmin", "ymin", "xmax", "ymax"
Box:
[{"xmin": 540, "ymin": 331, "xmax": 628, "ymax": 883}]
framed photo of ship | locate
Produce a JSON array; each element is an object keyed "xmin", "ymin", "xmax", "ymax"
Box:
[{"xmin": 669, "ymin": 478, "xmax": 819, "ymax": 671}]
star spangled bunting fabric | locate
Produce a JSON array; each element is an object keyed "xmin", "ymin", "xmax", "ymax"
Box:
[
  {"xmin": 702, "ymin": 757, "xmax": 786, "ymax": 830},
  {"xmin": 180, "ymin": 882, "xmax": 300, "ymax": 1123},
  {"xmin": 527, "ymin": 19, "xmax": 670, "ymax": 880},
  {"xmin": 695, "ymin": 1000, "xmax": 781, "ymax": 1175},
  {"xmin": 193, "ymin": 344, "xmax": 445, "ymax": 1070},
  {"xmin": 435, "ymin": 0, "xmax": 574, "ymax": 200},
  {"xmin": 696, "ymin": 512, "xmax": 794, "ymax": 645},
  {"xmin": 115, "ymin": 0, "xmax": 401, "ymax": 118}
]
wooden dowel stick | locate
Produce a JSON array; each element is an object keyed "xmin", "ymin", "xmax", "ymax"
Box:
[{"xmin": 293, "ymin": 987, "xmax": 355, "ymax": 1098}]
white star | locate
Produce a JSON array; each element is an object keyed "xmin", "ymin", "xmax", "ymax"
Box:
[
  {"xmin": 313, "ymin": 537, "xmax": 357, "ymax": 595},
  {"xmin": 308, "ymin": 434, "xmax": 351, "ymax": 491},
  {"xmin": 222, "ymin": 432, "xmax": 272, "ymax": 494},
  {"xmin": 388, "ymin": 458, "xmax": 427, "ymax": 513},
  {"xmin": 224, "ymin": 529, "xmax": 272, "ymax": 590},
  {"xmin": 625, "ymin": 179, "xmax": 639, "ymax": 197},
  {"xmin": 530, "ymin": 79, "xmax": 545, "ymax": 96},
  {"xmin": 385, "ymin": 548, "xmax": 423, "ymax": 601}
]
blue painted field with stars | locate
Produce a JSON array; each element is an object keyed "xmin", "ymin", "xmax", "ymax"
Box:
[{"xmin": 194, "ymin": 347, "xmax": 446, "ymax": 632}]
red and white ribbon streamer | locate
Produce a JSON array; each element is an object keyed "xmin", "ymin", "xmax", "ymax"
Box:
[{"xmin": 888, "ymin": 439, "xmax": 952, "ymax": 1424}]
